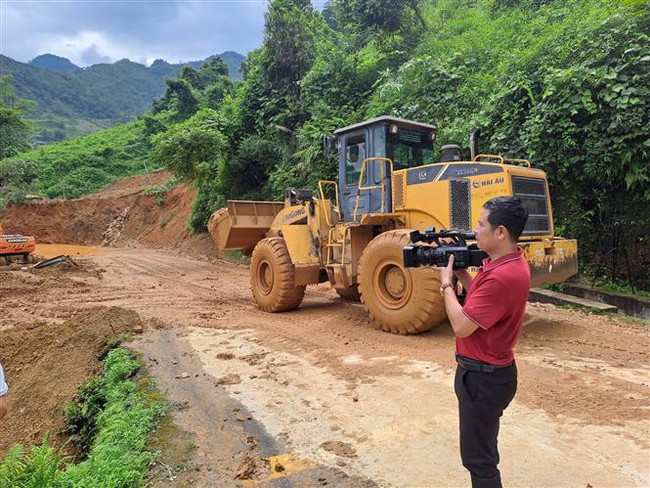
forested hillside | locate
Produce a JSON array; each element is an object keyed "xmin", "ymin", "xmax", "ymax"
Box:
[
  {"xmin": 1, "ymin": 0, "xmax": 648, "ymax": 286},
  {"xmin": 0, "ymin": 56, "xmax": 234, "ymax": 200},
  {"xmin": 0, "ymin": 51, "xmax": 244, "ymax": 142},
  {"xmin": 29, "ymin": 54, "xmax": 81, "ymax": 72}
]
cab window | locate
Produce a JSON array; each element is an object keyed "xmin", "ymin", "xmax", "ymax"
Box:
[
  {"xmin": 387, "ymin": 128, "xmax": 434, "ymax": 170},
  {"xmin": 345, "ymin": 134, "xmax": 366, "ymax": 185}
]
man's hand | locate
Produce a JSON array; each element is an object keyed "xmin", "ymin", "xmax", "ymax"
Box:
[
  {"xmin": 0, "ymin": 396, "xmax": 7, "ymax": 420},
  {"xmin": 434, "ymin": 253, "xmax": 455, "ymax": 286},
  {"xmin": 433, "ymin": 253, "xmax": 479, "ymax": 338}
]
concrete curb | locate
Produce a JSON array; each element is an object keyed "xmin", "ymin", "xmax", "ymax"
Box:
[
  {"xmin": 561, "ymin": 283, "xmax": 650, "ymax": 320},
  {"xmin": 529, "ymin": 288, "xmax": 618, "ymax": 314}
]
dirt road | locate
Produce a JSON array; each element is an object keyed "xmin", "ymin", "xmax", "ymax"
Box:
[{"xmin": 3, "ymin": 244, "xmax": 647, "ymax": 487}]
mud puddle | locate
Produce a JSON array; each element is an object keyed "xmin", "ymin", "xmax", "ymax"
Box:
[{"xmin": 35, "ymin": 243, "xmax": 106, "ymax": 258}]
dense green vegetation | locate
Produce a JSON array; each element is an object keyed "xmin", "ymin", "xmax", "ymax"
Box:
[
  {"xmin": 0, "ymin": 348, "xmax": 166, "ymax": 487},
  {"xmin": 154, "ymin": 0, "xmax": 649, "ymax": 285},
  {"xmin": 1, "ymin": 51, "xmax": 244, "ymax": 142},
  {"xmin": 1, "ymin": 0, "xmax": 648, "ymax": 287},
  {"xmin": 0, "ymin": 75, "xmax": 34, "ymax": 159},
  {"xmin": 29, "ymin": 54, "xmax": 81, "ymax": 73},
  {"xmin": 0, "ymin": 119, "xmax": 152, "ymax": 202}
]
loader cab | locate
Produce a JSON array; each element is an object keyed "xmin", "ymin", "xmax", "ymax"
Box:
[{"xmin": 334, "ymin": 116, "xmax": 436, "ymax": 222}]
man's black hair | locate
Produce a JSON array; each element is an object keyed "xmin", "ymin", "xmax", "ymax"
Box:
[{"xmin": 483, "ymin": 197, "xmax": 529, "ymax": 241}]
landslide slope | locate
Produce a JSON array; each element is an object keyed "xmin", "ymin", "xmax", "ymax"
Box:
[{"xmin": 0, "ymin": 171, "xmax": 216, "ymax": 258}]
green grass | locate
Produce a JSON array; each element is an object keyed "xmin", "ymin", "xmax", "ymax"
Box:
[
  {"xmin": 543, "ymin": 283, "xmax": 567, "ymax": 293},
  {"xmin": 0, "ymin": 348, "xmax": 167, "ymax": 487},
  {"xmin": 589, "ymin": 278, "xmax": 650, "ymax": 299},
  {"xmin": 1, "ymin": 119, "xmax": 152, "ymax": 200},
  {"xmin": 143, "ymin": 176, "xmax": 181, "ymax": 197},
  {"xmin": 557, "ymin": 303, "xmax": 614, "ymax": 315},
  {"xmin": 545, "ymin": 280, "xmax": 649, "ymax": 299},
  {"xmin": 219, "ymin": 249, "xmax": 250, "ymax": 264}
]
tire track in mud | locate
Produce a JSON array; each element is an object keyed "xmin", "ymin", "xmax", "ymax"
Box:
[
  {"xmin": 165, "ymin": 249, "xmax": 646, "ymax": 454},
  {"xmin": 107, "ymin": 253, "xmax": 251, "ymax": 302},
  {"xmin": 9, "ymin": 247, "xmax": 650, "ymax": 430},
  {"xmin": 102, "ymin": 249, "xmax": 458, "ymax": 383},
  {"xmin": 89, "ymin": 251, "xmax": 258, "ymax": 327}
]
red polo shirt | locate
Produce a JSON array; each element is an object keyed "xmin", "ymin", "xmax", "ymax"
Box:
[{"xmin": 457, "ymin": 248, "xmax": 531, "ymax": 365}]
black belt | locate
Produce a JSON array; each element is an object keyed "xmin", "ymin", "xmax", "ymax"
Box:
[{"xmin": 455, "ymin": 354, "xmax": 513, "ymax": 373}]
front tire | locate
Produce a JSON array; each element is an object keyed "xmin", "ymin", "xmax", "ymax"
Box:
[
  {"xmin": 358, "ymin": 230, "xmax": 446, "ymax": 334},
  {"xmin": 250, "ymin": 237, "xmax": 305, "ymax": 312}
]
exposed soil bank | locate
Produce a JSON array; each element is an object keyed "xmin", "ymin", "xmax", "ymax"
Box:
[
  {"xmin": 0, "ymin": 304, "xmax": 145, "ymax": 453},
  {"xmin": 1, "ymin": 171, "xmax": 217, "ymax": 260}
]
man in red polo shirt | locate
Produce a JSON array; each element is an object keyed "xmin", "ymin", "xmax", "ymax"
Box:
[{"xmin": 436, "ymin": 196, "xmax": 530, "ymax": 488}]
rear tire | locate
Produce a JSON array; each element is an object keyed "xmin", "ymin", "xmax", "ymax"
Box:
[
  {"xmin": 358, "ymin": 230, "xmax": 446, "ymax": 334},
  {"xmin": 250, "ymin": 237, "xmax": 305, "ymax": 312}
]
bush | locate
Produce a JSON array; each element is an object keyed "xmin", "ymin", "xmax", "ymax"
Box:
[{"xmin": 0, "ymin": 349, "xmax": 167, "ymax": 487}]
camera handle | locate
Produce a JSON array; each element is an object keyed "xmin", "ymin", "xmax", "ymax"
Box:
[{"xmin": 409, "ymin": 228, "xmax": 476, "ymax": 247}]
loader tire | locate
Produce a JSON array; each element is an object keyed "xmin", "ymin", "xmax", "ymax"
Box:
[
  {"xmin": 336, "ymin": 284, "xmax": 361, "ymax": 302},
  {"xmin": 358, "ymin": 230, "xmax": 446, "ymax": 334},
  {"xmin": 250, "ymin": 237, "xmax": 306, "ymax": 312}
]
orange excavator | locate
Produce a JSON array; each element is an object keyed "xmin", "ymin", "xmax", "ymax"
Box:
[{"xmin": 0, "ymin": 221, "xmax": 36, "ymax": 264}]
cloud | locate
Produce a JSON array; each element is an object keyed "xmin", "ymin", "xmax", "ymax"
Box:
[
  {"xmin": 0, "ymin": 0, "xmax": 269, "ymax": 67},
  {"xmin": 49, "ymin": 31, "xmax": 129, "ymax": 66},
  {"xmin": 80, "ymin": 44, "xmax": 113, "ymax": 66}
]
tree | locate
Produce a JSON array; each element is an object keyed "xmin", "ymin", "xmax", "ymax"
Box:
[
  {"xmin": 0, "ymin": 158, "xmax": 37, "ymax": 207},
  {"xmin": 151, "ymin": 108, "xmax": 226, "ymax": 184},
  {"xmin": 263, "ymin": 0, "xmax": 316, "ymax": 89},
  {"xmin": 334, "ymin": 0, "xmax": 426, "ymax": 34},
  {"xmin": 204, "ymin": 79, "xmax": 234, "ymax": 109},
  {"xmin": 151, "ymin": 108, "xmax": 230, "ymax": 231},
  {"xmin": 220, "ymin": 134, "xmax": 284, "ymax": 199},
  {"xmin": 180, "ymin": 65, "xmax": 201, "ymax": 89},
  {"xmin": 197, "ymin": 57, "xmax": 235, "ymax": 109},
  {"xmin": 152, "ymin": 78, "xmax": 199, "ymax": 120},
  {"xmin": 239, "ymin": 0, "xmax": 318, "ymax": 132},
  {"xmin": 198, "ymin": 57, "xmax": 230, "ymax": 88}
]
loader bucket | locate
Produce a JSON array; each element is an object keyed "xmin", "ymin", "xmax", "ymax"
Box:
[
  {"xmin": 521, "ymin": 238, "xmax": 578, "ymax": 287},
  {"xmin": 208, "ymin": 200, "xmax": 285, "ymax": 254}
]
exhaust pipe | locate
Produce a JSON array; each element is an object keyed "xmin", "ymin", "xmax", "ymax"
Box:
[{"xmin": 469, "ymin": 129, "xmax": 480, "ymax": 160}]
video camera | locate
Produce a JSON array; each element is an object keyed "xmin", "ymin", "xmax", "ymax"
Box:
[{"xmin": 403, "ymin": 229, "xmax": 487, "ymax": 270}]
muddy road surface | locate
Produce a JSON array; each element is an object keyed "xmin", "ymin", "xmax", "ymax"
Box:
[{"xmin": 2, "ymin": 245, "xmax": 649, "ymax": 487}]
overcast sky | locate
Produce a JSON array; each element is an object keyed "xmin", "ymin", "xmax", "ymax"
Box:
[{"xmin": 0, "ymin": 0, "xmax": 293, "ymax": 67}]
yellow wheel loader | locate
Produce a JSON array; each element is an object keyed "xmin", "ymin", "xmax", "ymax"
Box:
[{"xmin": 208, "ymin": 116, "xmax": 578, "ymax": 334}]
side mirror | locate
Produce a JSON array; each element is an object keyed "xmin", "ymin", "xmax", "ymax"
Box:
[{"xmin": 323, "ymin": 135, "xmax": 335, "ymax": 158}]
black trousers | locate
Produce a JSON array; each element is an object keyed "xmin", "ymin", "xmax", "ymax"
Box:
[{"xmin": 454, "ymin": 363, "xmax": 517, "ymax": 488}]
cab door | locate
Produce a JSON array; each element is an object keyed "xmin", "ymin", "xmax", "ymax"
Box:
[
  {"xmin": 338, "ymin": 131, "xmax": 368, "ymax": 222},
  {"xmin": 338, "ymin": 129, "xmax": 392, "ymax": 222}
]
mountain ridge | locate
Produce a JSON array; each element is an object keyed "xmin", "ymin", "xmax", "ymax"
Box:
[
  {"xmin": 29, "ymin": 54, "xmax": 81, "ymax": 72},
  {"xmin": 0, "ymin": 51, "xmax": 245, "ymax": 142}
]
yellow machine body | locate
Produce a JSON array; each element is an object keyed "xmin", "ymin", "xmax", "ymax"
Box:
[
  {"xmin": 207, "ymin": 117, "xmax": 578, "ymax": 334},
  {"xmin": 209, "ymin": 158, "xmax": 577, "ymax": 289}
]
